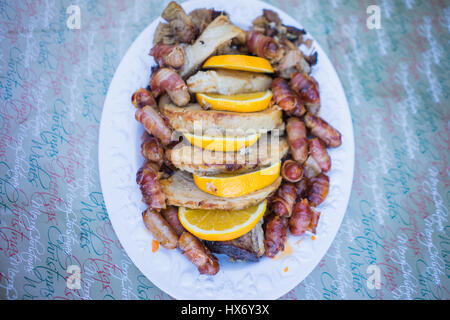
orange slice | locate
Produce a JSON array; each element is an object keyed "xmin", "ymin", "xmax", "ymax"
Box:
[
  {"xmin": 193, "ymin": 161, "xmax": 281, "ymax": 198},
  {"xmin": 182, "ymin": 132, "xmax": 261, "ymax": 152},
  {"xmin": 202, "ymin": 55, "xmax": 274, "ymax": 73},
  {"xmin": 178, "ymin": 200, "xmax": 267, "ymax": 241},
  {"xmin": 196, "ymin": 90, "xmax": 272, "ymax": 113}
]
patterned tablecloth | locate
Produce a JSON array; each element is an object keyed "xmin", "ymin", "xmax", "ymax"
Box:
[{"xmin": 0, "ymin": 0, "xmax": 448, "ymax": 300}]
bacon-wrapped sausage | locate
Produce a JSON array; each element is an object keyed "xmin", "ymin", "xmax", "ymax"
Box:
[
  {"xmin": 271, "ymin": 78, "xmax": 305, "ymax": 115},
  {"xmin": 303, "ymin": 155, "xmax": 321, "ymax": 179},
  {"xmin": 161, "ymin": 206, "xmax": 185, "ymax": 237},
  {"xmin": 150, "ymin": 68, "xmax": 190, "ymax": 107},
  {"xmin": 271, "ymin": 182, "xmax": 297, "ymax": 217},
  {"xmin": 304, "ymin": 113, "xmax": 342, "ymax": 148},
  {"xmin": 289, "ymin": 199, "xmax": 320, "ymax": 235},
  {"xmin": 247, "ymin": 30, "xmax": 285, "ymax": 63},
  {"xmin": 307, "ymin": 173, "xmax": 329, "ymax": 207},
  {"xmin": 135, "ymin": 105, "xmax": 173, "ymax": 146},
  {"xmin": 289, "ymin": 72, "xmax": 320, "ymax": 105},
  {"xmin": 308, "ymin": 138, "xmax": 330, "ymax": 172},
  {"xmin": 285, "ymin": 101, "xmax": 307, "ymax": 117},
  {"xmin": 132, "ymin": 88, "xmax": 157, "ymax": 109},
  {"xmin": 178, "ymin": 232, "xmax": 219, "ymax": 275},
  {"xmin": 150, "ymin": 44, "xmax": 185, "ymax": 69},
  {"xmin": 142, "ymin": 209, "xmax": 178, "ymax": 249},
  {"xmin": 281, "ymin": 159, "xmax": 303, "ymax": 183},
  {"xmin": 141, "ymin": 135, "xmax": 164, "ymax": 165},
  {"xmin": 295, "ymin": 178, "xmax": 309, "ymax": 200},
  {"xmin": 309, "ymin": 208, "xmax": 321, "ymax": 234},
  {"xmin": 136, "ymin": 161, "xmax": 166, "ymax": 210},
  {"xmin": 263, "ymin": 214, "xmax": 287, "ymax": 258},
  {"xmin": 286, "ymin": 117, "xmax": 308, "ymax": 164},
  {"xmin": 289, "ymin": 199, "xmax": 311, "ymax": 236}
]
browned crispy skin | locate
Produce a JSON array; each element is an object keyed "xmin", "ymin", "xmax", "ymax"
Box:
[
  {"xmin": 286, "ymin": 117, "xmax": 308, "ymax": 164},
  {"xmin": 247, "ymin": 30, "xmax": 284, "ymax": 63},
  {"xmin": 307, "ymin": 173, "xmax": 329, "ymax": 207},
  {"xmin": 150, "ymin": 44, "xmax": 185, "ymax": 69},
  {"xmin": 178, "ymin": 232, "xmax": 219, "ymax": 275},
  {"xmin": 136, "ymin": 161, "xmax": 166, "ymax": 210},
  {"xmin": 142, "ymin": 209, "xmax": 178, "ymax": 249},
  {"xmin": 270, "ymin": 182, "xmax": 297, "ymax": 217},
  {"xmin": 289, "ymin": 72, "xmax": 320, "ymax": 105},
  {"xmin": 189, "ymin": 8, "xmax": 224, "ymax": 34},
  {"xmin": 161, "ymin": 1, "xmax": 197, "ymax": 43},
  {"xmin": 281, "ymin": 159, "xmax": 303, "ymax": 183},
  {"xmin": 153, "ymin": 22, "xmax": 176, "ymax": 45},
  {"xmin": 132, "ymin": 88, "xmax": 157, "ymax": 109},
  {"xmin": 262, "ymin": 9, "xmax": 281, "ymax": 24},
  {"xmin": 252, "ymin": 9, "xmax": 305, "ymax": 45},
  {"xmin": 141, "ymin": 135, "xmax": 164, "ymax": 165},
  {"xmin": 263, "ymin": 214, "xmax": 287, "ymax": 258},
  {"xmin": 289, "ymin": 199, "xmax": 313, "ymax": 236},
  {"xmin": 308, "ymin": 138, "xmax": 331, "ymax": 172},
  {"xmin": 161, "ymin": 206, "xmax": 185, "ymax": 237},
  {"xmin": 271, "ymin": 78, "xmax": 305, "ymax": 115},
  {"xmin": 150, "ymin": 68, "xmax": 190, "ymax": 107},
  {"xmin": 275, "ymin": 40, "xmax": 311, "ymax": 78},
  {"xmin": 304, "ymin": 113, "xmax": 342, "ymax": 148},
  {"xmin": 135, "ymin": 105, "xmax": 173, "ymax": 146}
]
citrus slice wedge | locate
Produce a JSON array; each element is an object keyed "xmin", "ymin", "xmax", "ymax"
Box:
[
  {"xmin": 196, "ymin": 90, "xmax": 273, "ymax": 113},
  {"xmin": 193, "ymin": 161, "xmax": 281, "ymax": 198},
  {"xmin": 202, "ymin": 55, "xmax": 274, "ymax": 73},
  {"xmin": 183, "ymin": 132, "xmax": 261, "ymax": 152},
  {"xmin": 178, "ymin": 200, "xmax": 267, "ymax": 241}
]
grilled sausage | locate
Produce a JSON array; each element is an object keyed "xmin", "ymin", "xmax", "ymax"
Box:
[
  {"xmin": 178, "ymin": 232, "xmax": 219, "ymax": 275},
  {"xmin": 135, "ymin": 105, "xmax": 173, "ymax": 146},
  {"xmin": 141, "ymin": 135, "xmax": 164, "ymax": 165},
  {"xmin": 289, "ymin": 72, "xmax": 320, "ymax": 105},
  {"xmin": 281, "ymin": 159, "xmax": 303, "ymax": 183},
  {"xmin": 136, "ymin": 161, "xmax": 166, "ymax": 210},
  {"xmin": 271, "ymin": 182, "xmax": 297, "ymax": 217},
  {"xmin": 307, "ymin": 173, "xmax": 329, "ymax": 207},
  {"xmin": 286, "ymin": 117, "xmax": 308, "ymax": 164},
  {"xmin": 271, "ymin": 78, "xmax": 305, "ymax": 115},
  {"xmin": 304, "ymin": 113, "xmax": 342, "ymax": 148},
  {"xmin": 142, "ymin": 209, "xmax": 178, "ymax": 249},
  {"xmin": 132, "ymin": 88, "xmax": 157, "ymax": 109},
  {"xmin": 247, "ymin": 30, "xmax": 284, "ymax": 63},
  {"xmin": 294, "ymin": 178, "xmax": 309, "ymax": 200},
  {"xmin": 161, "ymin": 206, "xmax": 185, "ymax": 236},
  {"xmin": 289, "ymin": 199, "xmax": 321, "ymax": 236},
  {"xmin": 150, "ymin": 68, "xmax": 190, "ymax": 107},
  {"xmin": 308, "ymin": 138, "xmax": 330, "ymax": 172},
  {"xmin": 150, "ymin": 44, "xmax": 185, "ymax": 69},
  {"xmin": 263, "ymin": 214, "xmax": 287, "ymax": 258}
]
